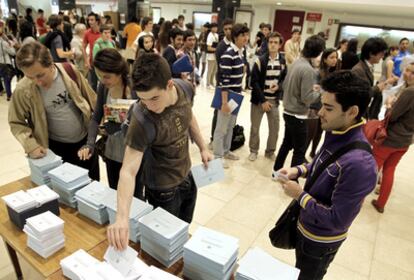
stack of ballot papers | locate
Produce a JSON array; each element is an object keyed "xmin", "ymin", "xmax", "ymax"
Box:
[
  {"xmin": 138, "ymin": 207, "xmax": 189, "ymax": 268},
  {"xmin": 48, "ymin": 163, "xmax": 91, "ymax": 208},
  {"xmin": 28, "ymin": 149, "xmax": 62, "ymax": 186},
  {"xmin": 140, "ymin": 266, "xmax": 181, "ymax": 280},
  {"xmin": 183, "ymin": 227, "xmax": 239, "ymax": 280},
  {"xmin": 104, "ymin": 191, "xmax": 153, "ymax": 243},
  {"xmin": 2, "ymin": 190, "xmax": 40, "ymax": 213},
  {"xmin": 75, "ymin": 181, "xmax": 114, "ymax": 225},
  {"xmin": 23, "ymin": 211, "xmax": 65, "ymax": 258},
  {"xmin": 61, "ymin": 246, "xmax": 149, "ymax": 280},
  {"xmin": 236, "ymin": 247, "xmax": 300, "ymax": 280}
]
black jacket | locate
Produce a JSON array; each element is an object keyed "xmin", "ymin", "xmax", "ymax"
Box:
[{"xmin": 250, "ymin": 53, "xmax": 287, "ymax": 105}]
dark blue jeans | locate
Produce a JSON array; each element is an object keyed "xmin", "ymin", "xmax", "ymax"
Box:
[
  {"xmin": 145, "ymin": 173, "xmax": 197, "ymax": 223},
  {"xmin": 295, "ymin": 232, "xmax": 340, "ymax": 280},
  {"xmin": 273, "ymin": 113, "xmax": 308, "ymax": 171},
  {"xmin": 0, "ymin": 67, "xmax": 12, "ymax": 98}
]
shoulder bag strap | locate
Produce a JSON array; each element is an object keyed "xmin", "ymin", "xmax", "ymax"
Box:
[{"xmin": 304, "ymin": 141, "xmax": 372, "ymax": 192}]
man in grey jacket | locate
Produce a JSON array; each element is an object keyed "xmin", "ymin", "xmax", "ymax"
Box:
[{"xmin": 273, "ymin": 35, "xmax": 325, "ymax": 172}]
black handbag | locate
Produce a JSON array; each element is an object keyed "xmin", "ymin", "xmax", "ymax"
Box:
[{"xmin": 269, "ymin": 141, "xmax": 372, "ymax": 249}]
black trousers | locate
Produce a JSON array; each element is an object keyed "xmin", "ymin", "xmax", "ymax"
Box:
[
  {"xmin": 105, "ymin": 158, "xmax": 145, "ymax": 200},
  {"xmin": 273, "ymin": 114, "xmax": 308, "ymax": 171},
  {"xmin": 48, "ymin": 137, "xmax": 100, "ymax": 181},
  {"xmin": 145, "ymin": 172, "xmax": 197, "ymax": 223},
  {"xmin": 295, "ymin": 232, "xmax": 340, "ymax": 280},
  {"xmin": 368, "ymin": 92, "xmax": 383, "ymax": 120},
  {"xmin": 210, "ymin": 109, "xmax": 218, "ymax": 142},
  {"xmin": 305, "ymin": 118, "xmax": 323, "ymax": 158}
]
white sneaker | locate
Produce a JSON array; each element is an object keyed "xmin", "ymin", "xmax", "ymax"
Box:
[
  {"xmin": 248, "ymin": 153, "xmax": 258, "ymax": 161},
  {"xmin": 224, "ymin": 151, "xmax": 240, "ymax": 160},
  {"xmin": 222, "ymin": 159, "xmax": 230, "ymax": 169},
  {"xmin": 265, "ymin": 153, "xmax": 276, "ymax": 161}
]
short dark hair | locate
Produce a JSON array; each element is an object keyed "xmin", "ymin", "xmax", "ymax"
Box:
[
  {"xmin": 99, "ymin": 24, "xmax": 112, "ymax": 33},
  {"xmin": 169, "ymin": 28, "xmax": 184, "ymax": 40},
  {"xmin": 347, "ymin": 38, "xmax": 358, "ymax": 53},
  {"xmin": 38, "ymin": 9, "xmax": 44, "ymax": 14},
  {"xmin": 129, "ymin": 16, "xmax": 139, "ymax": 23},
  {"xmin": 302, "ymin": 35, "xmax": 326, "ymax": 58},
  {"xmin": 48, "ymin": 14, "xmax": 62, "ymax": 30},
  {"xmin": 263, "ymin": 24, "xmax": 272, "ymax": 30},
  {"xmin": 26, "ymin": 8, "xmax": 32, "ymax": 15},
  {"xmin": 292, "ymin": 29, "xmax": 300, "ymax": 34},
  {"xmin": 360, "ymin": 37, "xmax": 388, "ymax": 60},
  {"xmin": 132, "ymin": 53, "xmax": 171, "ymax": 91},
  {"xmin": 19, "ymin": 20, "xmax": 34, "ymax": 40},
  {"xmin": 210, "ymin": 22, "xmax": 218, "ymax": 29},
  {"xmin": 231, "ymin": 23, "xmax": 249, "ymax": 43},
  {"xmin": 399, "ymin": 37, "xmax": 409, "ymax": 44},
  {"xmin": 203, "ymin": 22, "xmax": 210, "ymax": 28},
  {"xmin": 171, "ymin": 18, "xmax": 179, "ymax": 25},
  {"xmin": 259, "ymin": 22, "xmax": 265, "ymax": 29},
  {"xmin": 185, "ymin": 23, "xmax": 194, "ymax": 30},
  {"xmin": 321, "ymin": 70, "xmax": 371, "ymax": 121},
  {"xmin": 141, "ymin": 16, "xmax": 152, "ymax": 28},
  {"xmin": 268, "ymin": 31, "xmax": 284, "ymax": 44},
  {"xmin": 178, "ymin": 15, "xmax": 185, "ymax": 20},
  {"xmin": 87, "ymin": 12, "xmax": 100, "ymax": 23},
  {"xmin": 222, "ymin": 18, "xmax": 234, "ymax": 28},
  {"xmin": 183, "ymin": 29, "xmax": 195, "ymax": 41}
]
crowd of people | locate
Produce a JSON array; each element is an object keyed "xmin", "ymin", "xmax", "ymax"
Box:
[{"xmin": 1, "ymin": 8, "xmax": 414, "ymax": 280}]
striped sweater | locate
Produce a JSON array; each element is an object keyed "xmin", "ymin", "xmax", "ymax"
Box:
[{"xmin": 218, "ymin": 43, "xmax": 245, "ymax": 94}]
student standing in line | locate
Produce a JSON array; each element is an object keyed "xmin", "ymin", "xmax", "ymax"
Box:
[
  {"xmin": 248, "ymin": 32, "xmax": 287, "ymax": 161},
  {"xmin": 9, "ymin": 42, "xmax": 99, "ymax": 180},
  {"xmin": 107, "ymin": 54, "xmax": 213, "ymax": 250},
  {"xmin": 284, "ymin": 29, "xmax": 301, "ymax": 66},
  {"xmin": 82, "ymin": 12, "xmax": 101, "ymax": 91},
  {"xmin": 92, "ymin": 24, "xmax": 116, "ymax": 59},
  {"xmin": 206, "ymin": 23, "xmax": 219, "ymax": 89},
  {"xmin": 44, "ymin": 14, "xmax": 74, "ymax": 63},
  {"xmin": 393, "ymin": 37, "xmax": 411, "ymax": 78},
  {"xmin": 162, "ymin": 28, "xmax": 184, "ymax": 78}
]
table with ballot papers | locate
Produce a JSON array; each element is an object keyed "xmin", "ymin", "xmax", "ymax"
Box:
[
  {"xmin": 60, "ymin": 245, "xmax": 182, "ymax": 280},
  {"xmin": 75, "ymin": 181, "xmax": 114, "ymax": 225},
  {"xmin": 183, "ymin": 226, "xmax": 239, "ymax": 280},
  {"xmin": 1, "ymin": 185, "xmax": 60, "ymax": 229},
  {"xmin": 138, "ymin": 207, "xmax": 189, "ymax": 268},
  {"xmin": 23, "ymin": 211, "xmax": 65, "ymax": 258},
  {"xmin": 236, "ymin": 247, "xmax": 300, "ymax": 280},
  {"xmin": 28, "ymin": 149, "xmax": 63, "ymax": 186},
  {"xmin": 104, "ymin": 190, "xmax": 153, "ymax": 243},
  {"xmin": 48, "ymin": 163, "xmax": 91, "ymax": 208}
]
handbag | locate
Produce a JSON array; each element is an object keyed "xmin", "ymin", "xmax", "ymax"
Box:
[
  {"xmin": 269, "ymin": 141, "xmax": 372, "ymax": 249},
  {"xmin": 363, "ymin": 113, "xmax": 390, "ymax": 146}
]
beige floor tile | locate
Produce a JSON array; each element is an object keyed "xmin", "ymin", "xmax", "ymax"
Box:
[
  {"xmin": 377, "ymin": 212, "xmax": 414, "ymax": 243},
  {"xmin": 334, "ymin": 236, "xmax": 374, "ymax": 276},
  {"xmin": 325, "ymin": 263, "xmax": 368, "ymax": 280},
  {"xmin": 0, "ymin": 265, "xmax": 15, "ymax": 280},
  {"xmin": 205, "ymin": 216, "xmax": 257, "ymax": 256},
  {"xmin": 216, "ymin": 194, "xmax": 280, "ymax": 232},
  {"xmin": 374, "ymin": 232, "xmax": 414, "ymax": 273},
  {"xmin": 199, "ymin": 176, "xmax": 247, "ymax": 203},
  {"xmin": 192, "ymin": 192, "xmax": 226, "ymax": 225},
  {"xmin": 347, "ymin": 198, "xmax": 379, "ymax": 243},
  {"xmin": 369, "ymin": 260, "xmax": 414, "ymax": 280}
]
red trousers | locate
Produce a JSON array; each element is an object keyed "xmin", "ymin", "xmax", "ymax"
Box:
[{"xmin": 373, "ymin": 144, "xmax": 408, "ymax": 208}]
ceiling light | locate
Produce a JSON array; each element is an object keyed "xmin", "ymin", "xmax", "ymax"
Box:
[{"xmin": 277, "ymin": 2, "xmax": 282, "ymax": 5}]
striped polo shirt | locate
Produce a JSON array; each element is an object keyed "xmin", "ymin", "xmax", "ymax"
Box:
[
  {"xmin": 219, "ymin": 43, "xmax": 245, "ymax": 94},
  {"xmin": 264, "ymin": 54, "xmax": 284, "ymax": 100}
]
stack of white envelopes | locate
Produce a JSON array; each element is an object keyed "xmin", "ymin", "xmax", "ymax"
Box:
[
  {"xmin": 48, "ymin": 163, "xmax": 91, "ymax": 208},
  {"xmin": 75, "ymin": 181, "xmax": 114, "ymax": 225},
  {"xmin": 104, "ymin": 191, "xmax": 153, "ymax": 243},
  {"xmin": 236, "ymin": 247, "xmax": 300, "ymax": 280},
  {"xmin": 183, "ymin": 227, "xmax": 239, "ymax": 280},
  {"xmin": 23, "ymin": 211, "xmax": 65, "ymax": 258},
  {"xmin": 138, "ymin": 207, "xmax": 189, "ymax": 268},
  {"xmin": 2, "ymin": 190, "xmax": 39, "ymax": 213},
  {"xmin": 61, "ymin": 246, "xmax": 149, "ymax": 280},
  {"xmin": 28, "ymin": 149, "xmax": 62, "ymax": 186}
]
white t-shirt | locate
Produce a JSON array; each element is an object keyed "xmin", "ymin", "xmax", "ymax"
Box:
[{"xmin": 206, "ymin": 32, "xmax": 219, "ymax": 61}]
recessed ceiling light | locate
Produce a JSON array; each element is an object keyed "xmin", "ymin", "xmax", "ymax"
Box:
[{"xmin": 277, "ymin": 2, "xmax": 283, "ymax": 6}]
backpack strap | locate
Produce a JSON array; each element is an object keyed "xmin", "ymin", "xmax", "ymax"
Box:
[
  {"xmin": 304, "ymin": 141, "xmax": 372, "ymax": 192},
  {"xmin": 172, "ymin": 78, "xmax": 195, "ymax": 103},
  {"xmin": 61, "ymin": 62, "xmax": 80, "ymax": 89}
]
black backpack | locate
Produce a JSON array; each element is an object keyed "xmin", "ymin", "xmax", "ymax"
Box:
[{"xmin": 230, "ymin": 124, "xmax": 245, "ymax": 151}]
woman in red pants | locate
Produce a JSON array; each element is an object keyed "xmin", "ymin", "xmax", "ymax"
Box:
[{"xmin": 371, "ymin": 62, "xmax": 414, "ymax": 213}]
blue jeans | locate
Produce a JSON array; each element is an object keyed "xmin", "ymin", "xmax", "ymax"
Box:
[
  {"xmin": 0, "ymin": 66, "xmax": 12, "ymax": 98},
  {"xmin": 213, "ymin": 110, "xmax": 237, "ymax": 158}
]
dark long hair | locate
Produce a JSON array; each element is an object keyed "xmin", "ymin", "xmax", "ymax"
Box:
[
  {"xmin": 93, "ymin": 48, "xmax": 130, "ymax": 90},
  {"xmin": 157, "ymin": 20, "xmax": 173, "ymax": 52},
  {"xmin": 138, "ymin": 35, "xmax": 155, "ymax": 52},
  {"xmin": 320, "ymin": 48, "xmax": 338, "ymax": 79}
]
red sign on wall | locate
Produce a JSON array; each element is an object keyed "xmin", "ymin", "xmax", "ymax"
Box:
[{"xmin": 306, "ymin": 13, "xmax": 322, "ymax": 22}]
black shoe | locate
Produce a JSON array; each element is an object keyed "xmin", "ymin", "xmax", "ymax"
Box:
[{"xmin": 371, "ymin": 199, "xmax": 384, "ymax": 213}]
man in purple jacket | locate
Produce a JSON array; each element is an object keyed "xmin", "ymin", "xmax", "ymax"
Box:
[{"xmin": 275, "ymin": 71, "xmax": 377, "ymax": 280}]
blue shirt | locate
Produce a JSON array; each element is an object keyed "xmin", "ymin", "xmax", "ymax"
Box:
[{"xmin": 393, "ymin": 50, "xmax": 410, "ymax": 77}]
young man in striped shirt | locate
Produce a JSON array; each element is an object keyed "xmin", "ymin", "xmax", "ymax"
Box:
[
  {"xmin": 249, "ymin": 32, "xmax": 287, "ymax": 161},
  {"xmin": 213, "ymin": 23, "xmax": 249, "ymax": 168}
]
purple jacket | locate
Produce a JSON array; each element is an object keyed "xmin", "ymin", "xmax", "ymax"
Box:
[{"xmin": 296, "ymin": 121, "xmax": 377, "ymax": 247}]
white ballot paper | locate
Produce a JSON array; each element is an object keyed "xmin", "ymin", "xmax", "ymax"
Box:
[
  {"xmin": 191, "ymin": 159, "xmax": 225, "ymax": 188},
  {"xmin": 104, "ymin": 245, "xmax": 139, "ymax": 277},
  {"xmin": 228, "ymin": 98, "xmax": 239, "ymax": 113}
]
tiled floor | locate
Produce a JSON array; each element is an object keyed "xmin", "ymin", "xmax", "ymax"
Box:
[{"xmin": 0, "ymin": 78, "xmax": 413, "ymax": 280}]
